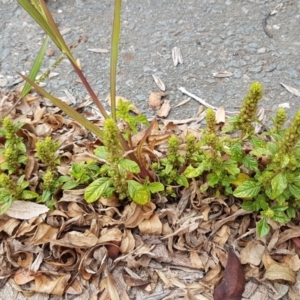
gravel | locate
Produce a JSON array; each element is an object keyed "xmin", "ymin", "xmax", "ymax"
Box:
[{"xmin": 0, "ymin": 0, "xmax": 300, "ymax": 120}]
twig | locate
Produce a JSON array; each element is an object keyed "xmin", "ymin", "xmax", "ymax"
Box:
[{"xmin": 178, "ymin": 87, "xmax": 238, "ymax": 115}]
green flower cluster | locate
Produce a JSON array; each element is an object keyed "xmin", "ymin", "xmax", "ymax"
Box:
[{"xmin": 236, "ymin": 82, "xmax": 263, "ymax": 137}]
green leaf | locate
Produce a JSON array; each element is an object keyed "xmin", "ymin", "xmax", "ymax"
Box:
[
  {"xmin": 94, "ymin": 146, "xmax": 107, "ymax": 160},
  {"xmin": 84, "ymin": 177, "xmax": 112, "ymax": 203},
  {"xmin": 62, "ymin": 180, "xmax": 79, "ymax": 190},
  {"xmin": 250, "ymin": 137, "xmax": 266, "ymax": 149},
  {"xmin": 242, "ymin": 155, "xmax": 258, "ymax": 172},
  {"xmin": 229, "ymin": 142, "xmax": 243, "ymax": 161},
  {"xmin": 127, "ymin": 180, "xmax": 150, "ymax": 205},
  {"xmin": 287, "ymin": 207, "xmax": 296, "ymax": 219},
  {"xmin": 250, "ymin": 148, "xmax": 272, "ymax": 157},
  {"xmin": 176, "ymin": 175, "xmax": 189, "ymax": 188},
  {"xmin": 233, "ymin": 180, "xmax": 261, "ymax": 198},
  {"xmin": 270, "ymin": 173, "xmax": 287, "ymax": 199},
  {"xmin": 266, "ymin": 142, "xmax": 278, "ymax": 155},
  {"xmin": 207, "ymin": 173, "xmax": 219, "ymax": 186},
  {"xmin": 241, "ymin": 200, "xmax": 255, "ymax": 211},
  {"xmin": 223, "ymin": 159, "xmax": 240, "ymax": 175},
  {"xmin": 21, "ymin": 35, "xmax": 49, "ymax": 97},
  {"xmin": 257, "ymin": 218, "xmax": 270, "ymax": 237},
  {"xmin": 273, "ymin": 212, "xmax": 290, "ymax": 223},
  {"xmin": 165, "ymin": 162, "xmax": 173, "ymax": 175},
  {"xmin": 147, "ymin": 182, "xmax": 164, "ymax": 193},
  {"xmin": 118, "ymin": 159, "xmax": 140, "ymax": 173},
  {"xmin": 0, "ymin": 198, "xmax": 13, "ymax": 214},
  {"xmin": 184, "ymin": 164, "xmax": 204, "ymax": 178},
  {"xmin": 279, "ymin": 154, "xmax": 290, "ymax": 169},
  {"xmin": 257, "ymin": 195, "xmax": 269, "ymax": 211},
  {"xmin": 22, "ymin": 190, "xmax": 39, "ymax": 199}
]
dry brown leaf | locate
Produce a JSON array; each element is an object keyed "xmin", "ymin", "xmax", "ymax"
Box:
[
  {"xmin": 65, "ymin": 278, "xmax": 83, "ymax": 295},
  {"xmin": 152, "ymin": 74, "xmax": 166, "ymax": 91},
  {"xmin": 120, "ymin": 229, "xmax": 135, "ymax": 254},
  {"xmin": 156, "ymin": 100, "xmax": 171, "ymax": 118},
  {"xmin": 13, "ymin": 268, "xmax": 35, "ymax": 285},
  {"xmin": 240, "ymin": 241, "xmax": 265, "ymax": 266},
  {"xmin": 35, "ymin": 274, "xmax": 71, "ymax": 295},
  {"xmin": 214, "ymin": 248, "xmax": 245, "ymax": 300},
  {"xmin": 280, "ymin": 83, "xmax": 300, "ymax": 97},
  {"xmin": 122, "ymin": 202, "xmax": 156, "ymax": 228},
  {"xmin": 138, "ymin": 213, "xmax": 162, "ymax": 235},
  {"xmin": 264, "ymin": 263, "xmax": 296, "ymax": 283},
  {"xmin": 215, "ymin": 106, "xmax": 225, "ymax": 124},
  {"xmin": 30, "ymin": 223, "xmax": 59, "ymax": 245},
  {"xmin": 174, "ymin": 98, "xmax": 190, "ymax": 108},
  {"xmin": 190, "ymin": 251, "xmax": 204, "ymax": 269},
  {"xmin": 59, "ymin": 230, "xmax": 98, "ymax": 248},
  {"xmin": 212, "ymin": 71, "xmax": 233, "ymax": 78},
  {"xmin": 149, "ymin": 91, "xmax": 167, "ymax": 110},
  {"xmin": 5, "ymin": 201, "xmax": 49, "ymax": 220}
]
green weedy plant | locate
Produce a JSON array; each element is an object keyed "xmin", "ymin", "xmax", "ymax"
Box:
[
  {"xmin": 184, "ymin": 108, "xmax": 241, "ymax": 195},
  {"xmin": 0, "ymin": 118, "xmax": 38, "ymax": 213},
  {"xmin": 0, "ymin": 118, "xmax": 27, "ymax": 174},
  {"xmin": 152, "ymin": 135, "xmax": 189, "ymax": 197},
  {"xmin": 85, "ymin": 118, "xmax": 164, "ymax": 204},
  {"xmin": 0, "ymin": 174, "xmax": 39, "ymax": 214}
]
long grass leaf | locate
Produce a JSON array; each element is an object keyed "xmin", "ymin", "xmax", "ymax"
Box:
[
  {"xmin": 21, "ymin": 35, "xmax": 49, "ymax": 98},
  {"xmin": 110, "ymin": 0, "xmax": 122, "ymax": 121},
  {"xmin": 18, "ymin": 73, "xmax": 104, "ymax": 139}
]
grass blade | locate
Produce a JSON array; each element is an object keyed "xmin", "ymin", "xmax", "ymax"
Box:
[
  {"xmin": 21, "ymin": 35, "xmax": 49, "ymax": 98},
  {"xmin": 18, "ymin": 73, "xmax": 104, "ymax": 139},
  {"xmin": 110, "ymin": 0, "xmax": 122, "ymax": 121}
]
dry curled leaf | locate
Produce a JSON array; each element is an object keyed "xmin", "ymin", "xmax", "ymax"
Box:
[
  {"xmin": 5, "ymin": 201, "xmax": 49, "ymax": 220},
  {"xmin": 152, "ymin": 74, "xmax": 166, "ymax": 91},
  {"xmin": 214, "ymin": 248, "xmax": 245, "ymax": 300},
  {"xmin": 156, "ymin": 100, "xmax": 171, "ymax": 118},
  {"xmin": 149, "ymin": 91, "xmax": 167, "ymax": 110}
]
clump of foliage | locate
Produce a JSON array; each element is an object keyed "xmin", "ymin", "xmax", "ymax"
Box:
[
  {"xmin": 84, "ymin": 117, "xmax": 164, "ymax": 204},
  {"xmin": 0, "ymin": 118, "xmax": 38, "ymax": 213}
]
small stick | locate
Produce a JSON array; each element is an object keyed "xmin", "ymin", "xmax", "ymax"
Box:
[{"xmin": 178, "ymin": 87, "xmax": 238, "ymax": 114}]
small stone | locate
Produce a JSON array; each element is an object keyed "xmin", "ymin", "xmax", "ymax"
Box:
[
  {"xmin": 135, "ymin": 94, "xmax": 146, "ymax": 101},
  {"xmin": 265, "ymin": 64, "xmax": 276, "ymax": 72},
  {"xmin": 257, "ymin": 47, "xmax": 266, "ymax": 54},
  {"xmin": 248, "ymin": 66, "xmax": 263, "ymax": 73},
  {"xmin": 46, "ymin": 48, "xmax": 54, "ymax": 57},
  {"xmin": 233, "ymin": 70, "xmax": 242, "ymax": 78}
]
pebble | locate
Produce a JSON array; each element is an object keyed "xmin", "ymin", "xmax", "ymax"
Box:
[
  {"xmin": 248, "ymin": 66, "xmax": 263, "ymax": 73},
  {"xmin": 233, "ymin": 70, "xmax": 243, "ymax": 78}
]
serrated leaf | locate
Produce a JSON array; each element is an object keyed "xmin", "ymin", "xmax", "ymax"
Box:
[
  {"xmin": 250, "ymin": 148, "xmax": 272, "ymax": 157},
  {"xmin": 94, "ymin": 146, "xmax": 107, "ymax": 160},
  {"xmin": 184, "ymin": 164, "xmax": 204, "ymax": 178},
  {"xmin": 147, "ymin": 182, "xmax": 164, "ymax": 193},
  {"xmin": 250, "ymin": 137, "xmax": 266, "ymax": 149},
  {"xmin": 127, "ymin": 180, "xmax": 150, "ymax": 205},
  {"xmin": 270, "ymin": 173, "xmax": 287, "ymax": 199},
  {"xmin": 207, "ymin": 173, "xmax": 219, "ymax": 186},
  {"xmin": 257, "ymin": 218, "xmax": 270, "ymax": 237},
  {"xmin": 289, "ymin": 184, "xmax": 300, "ymax": 199},
  {"xmin": 223, "ymin": 159, "xmax": 240, "ymax": 175},
  {"xmin": 242, "ymin": 155, "xmax": 258, "ymax": 172},
  {"xmin": 84, "ymin": 177, "xmax": 112, "ymax": 203},
  {"xmin": 233, "ymin": 180, "xmax": 261, "ymax": 198},
  {"xmin": 118, "ymin": 159, "xmax": 140, "ymax": 173}
]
